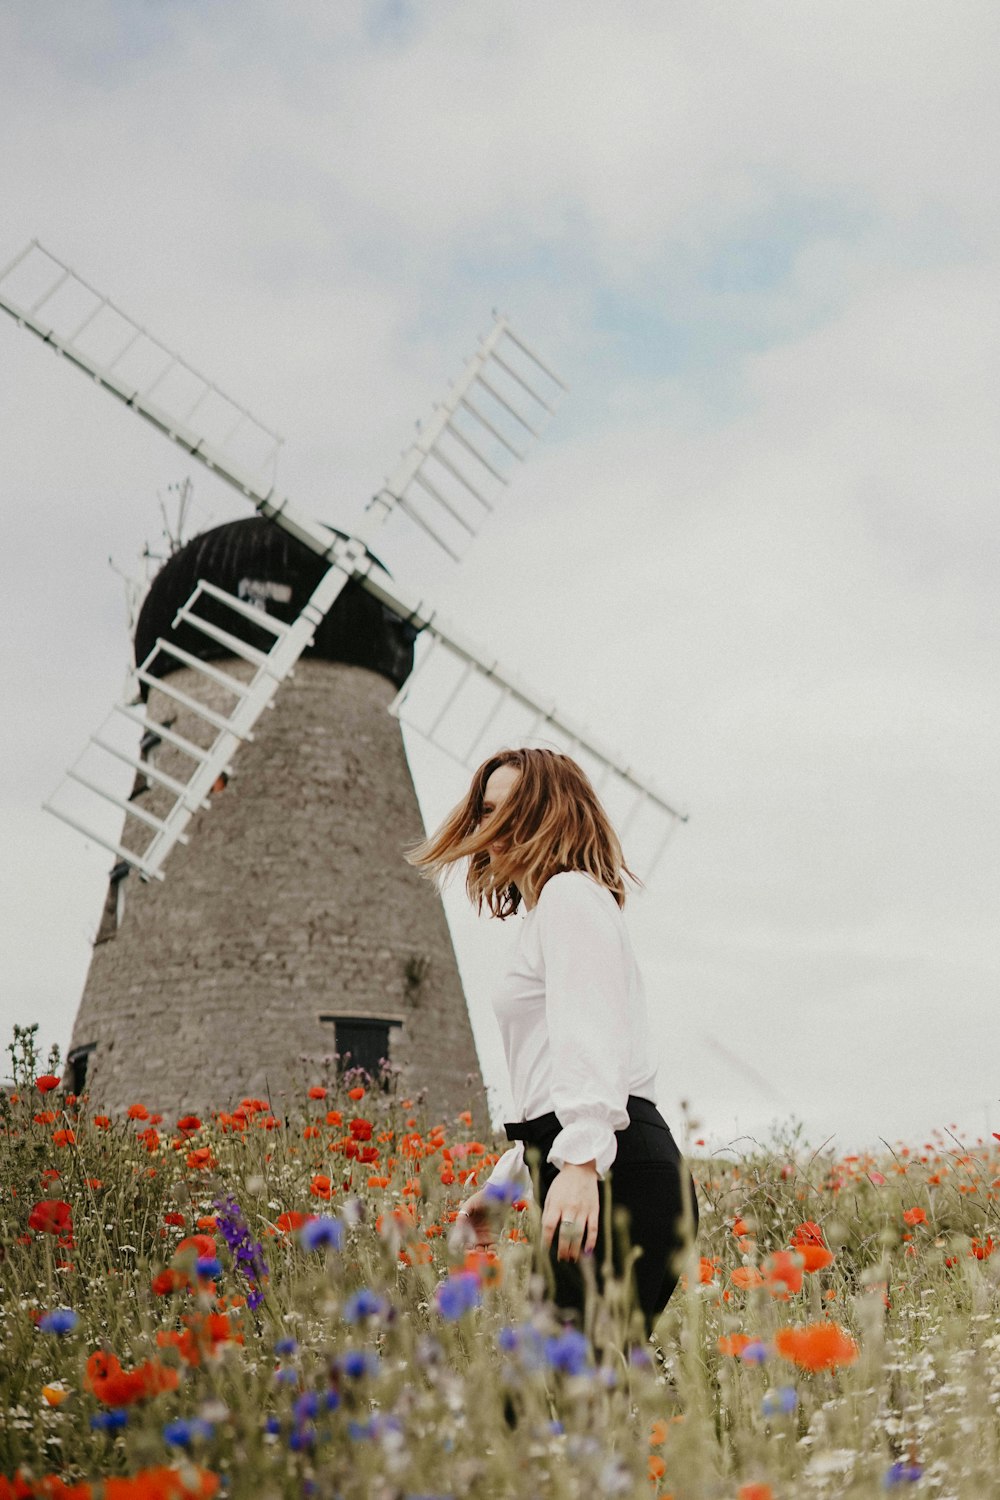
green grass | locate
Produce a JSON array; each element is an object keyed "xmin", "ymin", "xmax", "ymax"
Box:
[{"xmin": 2, "ymin": 1024, "xmax": 998, "ymax": 1499}]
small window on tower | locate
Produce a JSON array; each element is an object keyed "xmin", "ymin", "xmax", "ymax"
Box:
[
  {"xmin": 318, "ymin": 1015, "xmax": 402, "ymax": 1091},
  {"xmin": 67, "ymin": 1043, "xmax": 97, "ymax": 1096},
  {"xmin": 94, "ymin": 862, "xmax": 130, "ymax": 944}
]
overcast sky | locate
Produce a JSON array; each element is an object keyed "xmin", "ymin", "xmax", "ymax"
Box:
[{"xmin": 1, "ymin": 1, "xmax": 998, "ymax": 1154}]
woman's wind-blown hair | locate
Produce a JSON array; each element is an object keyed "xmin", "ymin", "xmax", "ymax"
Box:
[{"xmin": 406, "ymin": 747, "xmax": 638, "ymax": 918}]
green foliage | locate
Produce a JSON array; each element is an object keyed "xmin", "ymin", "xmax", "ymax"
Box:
[{"xmin": 1, "ymin": 1045, "xmax": 998, "ymax": 1498}]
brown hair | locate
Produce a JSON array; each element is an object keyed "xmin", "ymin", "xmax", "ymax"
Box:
[{"xmin": 406, "ymin": 747, "xmax": 637, "ymax": 918}]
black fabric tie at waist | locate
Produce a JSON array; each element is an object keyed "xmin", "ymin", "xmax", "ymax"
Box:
[{"xmin": 504, "ymin": 1095, "xmax": 660, "ymax": 1145}]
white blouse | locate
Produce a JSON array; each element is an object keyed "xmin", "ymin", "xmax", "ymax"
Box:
[{"xmin": 483, "ymin": 870, "xmax": 658, "ymax": 1202}]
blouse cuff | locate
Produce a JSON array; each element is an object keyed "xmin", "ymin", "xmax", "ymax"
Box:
[
  {"xmin": 547, "ymin": 1116, "xmax": 623, "ymax": 1179},
  {"xmin": 484, "ymin": 1142, "xmax": 534, "ymax": 1202}
]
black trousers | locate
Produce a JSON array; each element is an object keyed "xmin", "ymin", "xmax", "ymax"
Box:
[{"xmin": 505, "ymin": 1095, "xmax": 698, "ymax": 1340}]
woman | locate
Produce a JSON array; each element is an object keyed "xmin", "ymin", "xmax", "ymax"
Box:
[{"xmin": 408, "ymin": 747, "xmax": 697, "ymax": 1342}]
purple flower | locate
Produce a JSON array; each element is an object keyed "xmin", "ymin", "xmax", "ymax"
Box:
[
  {"xmin": 38, "ymin": 1307, "xmax": 78, "ymax": 1335},
  {"xmin": 435, "ymin": 1271, "xmax": 481, "ymax": 1321},
  {"xmin": 885, "ymin": 1462, "xmax": 924, "ymax": 1487},
  {"xmin": 484, "ymin": 1179, "xmax": 520, "ymax": 1204},
  {"xmin": 293, "ymin": 1391, "xmax": 320, "ymax": 1423},
  {"xmin": 762, "ymin": 1385, "xmax": 798, "ymax": 1416},
  {"xmin": 739, "ymin": 1340, "xmax": 769, "ymax": 1365},
  {"xmin": 163, "ymin": 1418, "xmax": 214, "ymax": 1447},
  {"xmin": 544, "ymin": 1328, "xmax": 590, "ymax": 1376},
  {"xmin": 90, "ymin": 1410, "xmax": 128, "ymax": 1431},
  {"xmin": 339, "ymin": 1349, "xmax": 380, "ymax": 1379},
  {"xmin": 301, "ymin": 1215, "xmax": 344, "ymax": 1253},
  {"xmin": 343, "ymin": 1287, "xmax": 385, "ymax": 1321},
  {"xmin": 214, "ymin": 1194, "xmax": 269, "ymax": 1309}
]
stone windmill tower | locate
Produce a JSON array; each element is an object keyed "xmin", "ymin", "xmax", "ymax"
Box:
[{"xmin": 0, "ymin": 240, "xmax": 686, "ymax": 1119}]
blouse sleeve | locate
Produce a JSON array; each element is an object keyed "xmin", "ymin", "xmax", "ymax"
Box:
[
  {"xmin": 536, "ymin": 874, "xmax": 631, "ymax": 1178},
  {"xmin": 482, "ymin": 1142, "xmax": 534, "ymax": 1203}
]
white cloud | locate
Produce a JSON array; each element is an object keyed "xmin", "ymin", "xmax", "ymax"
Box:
[{"xmin": 0, "ymin": 0, "xmax": 997, "ymax": 1149}]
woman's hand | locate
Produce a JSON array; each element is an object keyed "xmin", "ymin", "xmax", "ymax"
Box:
[
  {"xmin": 451, "ymin": 1188, "xmax": 499, "ymax": 1251},
  {"xmin": 541, "ymin": 1161, "xmax": 599, "ymax": 1261}
]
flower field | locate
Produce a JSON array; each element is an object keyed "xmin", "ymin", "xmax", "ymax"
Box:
[{"xmin": 2, "ymin": 1025, "xmax": 999, "ymax": 1500}]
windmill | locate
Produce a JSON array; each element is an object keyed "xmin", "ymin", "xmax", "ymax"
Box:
[{"xmin": 0, "ymin": 239, "xmax": 687, "ymax": 1119}]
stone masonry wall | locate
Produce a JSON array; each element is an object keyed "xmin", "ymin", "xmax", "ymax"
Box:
[{"xmin": 67, "ymin": 658, "xmax": 485, "ymax": 1121}]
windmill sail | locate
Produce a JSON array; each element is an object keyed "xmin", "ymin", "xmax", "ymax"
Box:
[
  {"xmin": 3, "ymin": 238, "xmax": 684, "ymax": 881},
  {"xmin": 366, "ymin": 320, "xmax": 567, "ymax": 560},
  {"xmin": 0, "ymin": 241, "xmax": 282, "ymax": 501},
  {"xmin": 45, "ymin": 567, "xmax": 352, "ymax": 880}
]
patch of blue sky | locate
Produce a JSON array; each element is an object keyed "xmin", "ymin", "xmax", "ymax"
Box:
[{"xmin": 364, "ymin": 0, "xmax": 420, "ymax": 48}]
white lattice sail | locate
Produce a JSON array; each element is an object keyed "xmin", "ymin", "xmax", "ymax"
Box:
[
  {"xmin": 0, "ymin": 240, "xmax": 283, "ymax": 498},
  {"xmin": 2, "ymin": 237, "xmax": 685, "ymax": 882}
]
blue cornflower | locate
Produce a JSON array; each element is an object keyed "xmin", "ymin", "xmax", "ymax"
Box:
[
  {"xmin": 343, "ymin": 1287, "xmax": 385, "ymax": 1321},
  {"xmin": 163, "ymin": 1418, "xmax": 214, "ymax": 1447},
  {"xmin": 548, "ymin": 1419, "xmax": 565, "ymax": 1436},
  {"xmin": 301, "ymin": 1215, "xmax": 344, "ymax": 1253},
  {"xmin": 38, "ymin": 1307, "xmax": 78, "ymax": 1335},
  {"xmin": 628, "ymin": 1345, "xmax": 652, "ymax": 1368},
  {"xmin": 484, "ymin": 1179, "xmax": 520, "ymax": 1204},
  {"xmin": 195, "ymin": 1256, "xmax": 222, "ymax": 1279},
  {"xmin": 274, "ymin": 1366, "xmax": 299, "ymax": 1386},
  {"xmin": 435, "ymin": 1271, "xmax": 481, "ymax": 1320},
  {"xmin": 214, "ymin": 1194, "xmax": 270, "ymax": 1309},
  {"xmin": 762, "ymin": 1385, "xmax": 798, "ymax": 1416},
  {"xmin": 339, "ymin": 1348, "xmax": 379, "ymax": 1379},
  {"xmin": 739, "ymin": 1340, "xmax": 769, "ymax": 1365},
  {"xmin": 497, "ymin": 1325, "xmax": 520, "ymax": 1353},
  {"xmin": 274, "ymin": 1336, "xmax": 298, "ymax": 1356},
  {"xmin": 324, "ymin": 1388, "xmax": 341, "ymax": 1411},
  {"xmin": 90, "ymin": 1410, "xmax": 128, "ymax": 1432},
  {"xmin": 293, "ymin": 1391, "xmax": 320, "ymax": 1423},
  {"xmin": 544, "ymin": 1328, "xmax": 590, "ymax": 1376},
  {"xmin": 289, "ymin": 1423, "xmax": 315, "ymax": 1452},
  {"xmin": 264, "ymin": 1415, "xmax": 282, "ymax": 1435},
  {"xmin": 884, "ymin": 1462, "xmax": 924, "ymax": 1487},
  {"xmin": 348, "ymin": 1419, "xmax": 373, "ymax": 1441}
]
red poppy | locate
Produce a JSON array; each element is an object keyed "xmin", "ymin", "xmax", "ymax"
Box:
[
  {"xmin": 174, "ymin": 1234, "xmax": 217, "ymax": 1261},
  {"xmin": 52, "ymin": 1129, "xmax": 76, "ymax": 1147},
  {"xmin": 275, "ymin": 1211, "xmax": 308, "ymax": 1233},
  {"xmin": 310, "ymin": 1175, "xmax": 333, "ymax": 1200},
  {"xmin": 28, "ymin": 1200, "xmax": 72, "ymax": 1236},
  {"xmin": 35, "ymin": 1076, "xmax": 61, "ymax": 1093},
  {"xmin": 127, "ymin": 1104, "xmax": 149, "ymax": 1120},
  {"xmin": 93, "ymin": 1115, "xmax": 112, "ymax": 1129},
  {"xmin": 790, "ymin": 1221, "xmax": 824, "ymax": 1246},
  {"xmin": 349, "ymin": 1118, "xmax": 373, "ymax": 1141},
  {"xmin": 34, "ymin": 1111, "xmax": 57, "ymax": 1125},
  {"xmin": 176, "ymin": 1115, "xmax": 202, "ymax": 1138},
  {"xmin": 151, "ymin": 1268, "xmax": 190, "ymax": 1296},
  {"xmin": 902, "ymin": 1206, "xmax": 928, "ymax": 1225},
  {"xmin": 717, "ymin": 1334, "xmax": 752, "ymax": 1356},
  {"xmin": 85, "ymin": 1350, "xmax": 179, "ymax": 1406},
  {"xmin": 308, "ymin": 1086, "xmax": 327, "ymax": 1100},
  {"xmin": 326, "ymin": 1109, "xmax": 343, "ymax": 1126},
  {"xmin": 163, "ymin": 1212, "xmax": 186, "ymax": 1227},
  {"xmin": 348, "ymin": 1086, "xmax": 366, "ymax": 1102}
]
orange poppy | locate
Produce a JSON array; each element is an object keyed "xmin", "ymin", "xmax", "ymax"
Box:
[
  {"xmin": 763, "ymin": 1249, "xmax": 804, "ymax": 1300},
  {"xmin": 730, "ymin": 1266, "xmax": 764, "ymax": 1290},
  {"xmin": 774, "ymin": 1320, "xmax": 859, "ymax": 1372}
]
